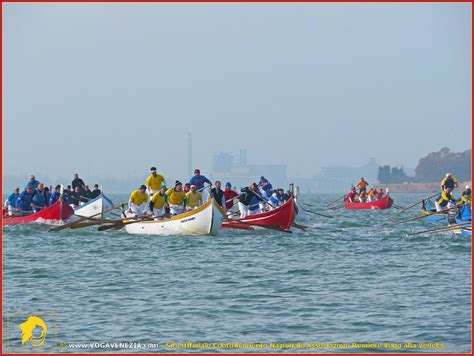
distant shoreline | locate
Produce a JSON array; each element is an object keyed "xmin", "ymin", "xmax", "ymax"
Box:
[{"xmin": 374, "ymin": 181, "xmax": 471, "ymax": 193}]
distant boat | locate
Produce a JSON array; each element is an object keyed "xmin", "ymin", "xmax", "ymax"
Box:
[
  {"xmin": 3, "ymin": 201, "xmax": 74, "ymax": 226},
  {"xmin": 344, "ymin": 194, "xmax": 393, "ymax": 210}
]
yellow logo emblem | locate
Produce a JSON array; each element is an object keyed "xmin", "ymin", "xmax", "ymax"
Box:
[{"xmin": 19, "ymin": 315, "xmax": 48, "ymax": 347}]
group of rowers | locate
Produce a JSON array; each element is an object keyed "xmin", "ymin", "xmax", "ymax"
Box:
[
  {"xmin": 3, "ymin": 174, "xmax": 103, "ymax": 216},
  {"xmin": 433, "ymin": 173, "xmax": 471, "ymax": 212},
  {"xmin": 344, "ymin": 178, "xmax": 386, "ymax": 203},
  {"xmin": 343, "ymin": 173, "xmax": 472, "ymax": 213},
  {"xmin": 128, "ymin": 167, "xmax": 292, "ymax": 218}
]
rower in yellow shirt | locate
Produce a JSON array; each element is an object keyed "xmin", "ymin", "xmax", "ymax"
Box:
[
  {"xmin": 440, "ymin": 173, "xmax": 459, "ymax": 192},
  {"xmin": 128, "ymin": 185, "xmax": 149, "ymax": 215},
  {"xmin": 149, "ymin": 186, "xmax": 167, "ymax": 218},
  {"xmin": 146, "ymin": 167, "xmax": 166, "ymax": 195},
  {"xmin": 186, "ymin": 185, "xmax": 203, "ymax": 210},
  {"xmin": 166, "ymin": 181, "xmax": 186, "ymax": 215}
]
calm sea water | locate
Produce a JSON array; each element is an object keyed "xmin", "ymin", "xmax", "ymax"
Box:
[{"xmin": 2, "ymin": 193, "xmax": 471, "ymax": 353}]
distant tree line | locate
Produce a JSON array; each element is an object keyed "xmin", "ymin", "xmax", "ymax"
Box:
[
  {"xmin": 377, "ymin": 165, "xmax": 414, "ymax": 184},
  {"xmin": 415, "ymin": 147, "xmax": 471, "ymax": 182},
  {"xmin": 378, "ymin": 147, "xmax": 471, "ymax": 184}
]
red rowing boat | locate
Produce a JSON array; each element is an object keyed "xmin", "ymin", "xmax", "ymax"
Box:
[
  {"xmin": 2, "ymin": 201, "xmax": 74, "ymax": 226},
  {"xmin": 222, "ymin": 198, "xmax": 295, "ymax": 231},
  {"xmin": 343, "ymin": 194, "xmax": 393, "ymax": 210}
]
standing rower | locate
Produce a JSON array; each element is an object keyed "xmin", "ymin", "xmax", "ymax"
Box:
[
  {"xmin": 189, "ymin": 169, "xmax": 211, "ymax": 192},
  {"xmin": 357, "ymin": 177, "xmax": 368, "ymax": 193},
  {"xmin": 146, "ymin": 167, "xmax": 166, "ymax": 195},
  {"xmin": 440, "ymin": 173, "xmax": 459, "ymax": 192},
  {"xmin": 71, "ymin": 173, "xmax": 86, "ymax": 193},
  {"xmin": 128, "ymin": 185, "xmax": 149, "ymax": 215},
  {"xmin": 26, "ymin": 175, "xmax": 40, "ymax": 190}
]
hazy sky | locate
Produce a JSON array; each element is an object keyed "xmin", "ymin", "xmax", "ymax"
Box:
[{"xmin": 3, "ymin": 3, "xmax": 471, "ymax": 180}]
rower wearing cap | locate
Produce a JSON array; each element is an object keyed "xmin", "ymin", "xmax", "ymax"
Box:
[
  {"xmin": 128, "ymin": 185, "xmax": 149, "ymax": 215},
  {"xmin": 166, "ymin": 181, "xmax": 186, "ymax": 215},
  {"xmin": 224, "ymin": 182, "xmax": 239, "ymax": 211},
  {"xmin": 149, "ymin": 186, "xmax": 167, "ymax": 218},
  {"xmin": 440, "ymin": 173, "xmax": 459, "ymax": 192},
  {"xmin": 460, "ymin": 185, "xmax": 471, "ymax": 205},
  {"xmin": 186, "ymin": 185, "xmax": 203, "ymax": 210},
  {"xmin": 146, "ymin": 167, "xmax": 166, "ymax": 195},
  {"xmin": 435, "ymin": 187, "xmax": 456, "ymax": 212},
  {"xmin": 189, "ymin": 169, "xmax": 211, "ymax": 193}
]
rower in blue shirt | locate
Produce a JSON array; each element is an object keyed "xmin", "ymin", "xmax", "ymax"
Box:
[
  {"xmin": 259, "ymin": 176, "xmax": 273, "ymax": 193},
  {"xmin": 25, "ymin": 175, "xmax": 40, "ymax": 190},
  {"xmin": 189, "ymin": 169, "xmax": 212, "ymax": 192},
  {"xmin": 16, "ymin": 186, "xmax": 34, "ymax": 215},
  {"xmin": 31, "ymin": 183, "xmax": 47, "ymax": 212},
  {"xmin": 4, "ymin": 187, "xmax": 20, "ymax": 216},
  {"xmin": 49, "ymin": 185, "xmax": 62, "ymax": 205}
]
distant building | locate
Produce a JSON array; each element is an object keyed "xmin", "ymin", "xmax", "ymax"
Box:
[
  {"xmin": 210, "ymin": 149, "xmax": 288, "ymax": 189},
  {"xmin": 314, "ymin": 158, "xmax": 379, "ymax": 193},
  {"xmin": 212, "ymin": 152, "xmax": 234, "ymax": 173}
]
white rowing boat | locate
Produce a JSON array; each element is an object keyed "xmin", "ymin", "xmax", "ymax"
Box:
[
  {"xmin": 73, "ymin": 194, "xmax": 114, "ymax": 219},
  {"xmin": 124, "ymin": 198, "xmax": 225, "ymax": 236}
]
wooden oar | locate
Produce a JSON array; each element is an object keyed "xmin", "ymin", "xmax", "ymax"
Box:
[
  {"xmin": 97, "ymin": 214, "xmax": 156, "ymax": 231},
  {"xmin": 292, "ymin": 222, "xmax": 309, "ymax": 231},
  {"xmin": 302, "ymin": 208, "xmax": 333, "ymax": 218},
  {"xmin": 49, "ymin": 203, "xmax": 124, "ymax": 232},
  {"xmin": 407, "ymin": 221, "xmax": 472, "ymax": 236},
  {"xmin": 385, "ymin": 192, "xmax": 440, "ymax": 221},
  {"xmin": 226, "ymin": 220, "xmax": 292, "ymax": 233},
  {"xmin": 327, "ymin": 194, "xmax": 346, "ymax": 208},
  {"xmin": 389, "ymin": 203, "xmax": 467, "ymax": 226},
  {"xmin": 70, "ymin": 218, "xmax": 114, "ymax": 229}
]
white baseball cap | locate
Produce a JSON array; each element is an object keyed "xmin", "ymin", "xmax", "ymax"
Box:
[
  {"xmin": 446, "ymin": 173, "xmax": 452, "ymax": 177},
  {"xmin": 466, "ymin": 185, "xmax": 470, "ymax": 189}
]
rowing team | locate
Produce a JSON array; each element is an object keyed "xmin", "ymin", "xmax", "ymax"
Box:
[
  {"xmin": 128, "ymin": 178, "xmax": 291, "ymax": 219},
  {"xmin": 344, "ymin": 186, "xmax": 386, "ymax": 203}
]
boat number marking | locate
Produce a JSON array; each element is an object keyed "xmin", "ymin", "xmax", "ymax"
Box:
[{"xmin": 181, "ymin": 217, "xmax": 196, "ymax": 223}]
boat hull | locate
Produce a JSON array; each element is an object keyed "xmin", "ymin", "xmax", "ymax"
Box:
[
  {"xmin": 344, "ymin": 195, "xmax": 393, "ymax": 210},
  {"xmin": 73, "ymin": 194, "xmax": 113, "ymax": 219},
  {"xmin": 124, "ymin": 199, "xmax": 224, "ymax": 236},
  {"xmin": 223, "ymin": 198, "xmax": 295, "ymax": 231},
  {"xmin": 2, "ymin": 201, "xmax": 74, "ymax": 226}
]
